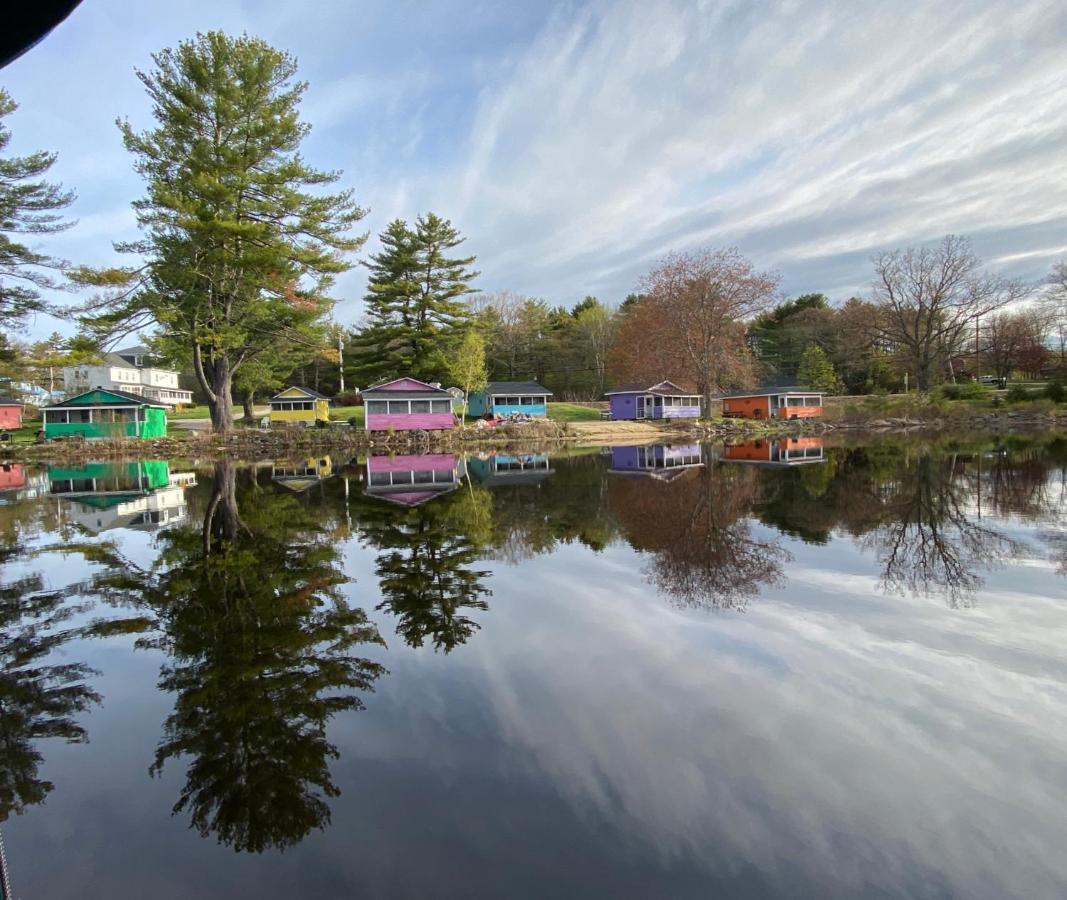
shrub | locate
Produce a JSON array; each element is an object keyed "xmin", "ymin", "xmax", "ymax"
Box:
[
  {"xmin": 1044, "ymin": 380, "xmax": 1065, "ymax": 403},
  {"xmin": 348, "ymin": 416, "xmax": 360, "ymax": 426},
  {"xmin": 1006, "ymin": 384, "xmax": 1037, "ymax": 404},
  {"xmin": 935, "ymin": 382, "xmax": 991, "ymax": 401},
  {"xmin": 337, "ymin": 391, "xmax": 362, "ymax": 407}
]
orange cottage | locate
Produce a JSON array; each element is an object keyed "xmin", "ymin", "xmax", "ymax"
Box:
[{"xmin": 720, "ymin": 391, "xmax": 823, "ymax": 419}]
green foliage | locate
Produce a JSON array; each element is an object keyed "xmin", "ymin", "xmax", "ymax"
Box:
[
  {"xmin": 0, "ymin": 89, "xmax": 76, "ymax": 332},
  {"xmin": 935, "ymin": 382, "xmax": 992, "ymax": 401},
  {"xmin": 81, "ymin": 32, "xmax": 365, "ymax": 432},
  {"xmin": 1044, "ymin": 380, "xmax": 1065, "ymax": 403},
  {"xmin": 1006, "ymin": 384, "xmax": 1038, "ymax": 403},
  {"xmin": 797, "ymin": 343, "xmax": 844, "ymax": 394},
  {"xmin": 448, "ymin": 329, "xmax": 489, "ymax": 412},
  {"xmin": 350, "ymin": 214, "xmax": 478, "ymax": 386}
]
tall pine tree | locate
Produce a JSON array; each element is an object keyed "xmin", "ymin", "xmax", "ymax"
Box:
[
  {"xmin": 350, "ymin": 213, "xmax": 477, "ymax": 386},
  {"xmin": 79, "ymin": 32, "xmax": 366, "ymax": 433},
  {"xmin": 0, "ymin": 89, "xmax": 76, "ymax": 333}
]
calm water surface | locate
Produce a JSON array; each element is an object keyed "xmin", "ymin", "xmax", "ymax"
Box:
[{"xmin": 1, "ymin": 435, "xmax": 1065, "ymax": 899}]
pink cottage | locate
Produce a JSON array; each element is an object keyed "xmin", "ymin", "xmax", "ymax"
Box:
[{"xmin": 362, "ymin": 378, "xmax": 456, "ymax": 432}]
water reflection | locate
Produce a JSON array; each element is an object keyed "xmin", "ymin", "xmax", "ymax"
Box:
[
  {"xmin": 0, "ymin": 434, "xmax": 1063, "ymax": 886},
  {"xmin": 611, "ymin": 454, "xmax": 787, "ymax": 610},
  {"xmin": 355, "ymin": 456, "xmax": 491, "ymax": 652},
  {"xmin": 49, "ymin": 461, "xmax": 195, "ymax": 532},
  {"xmin": 92, "ymin": 462, "xmax": 385, "ymax": 852}
]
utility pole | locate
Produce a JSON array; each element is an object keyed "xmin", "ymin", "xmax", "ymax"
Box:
[{"xmin": 338, "ymin": 332, "xmax": 344, "ymax": 395}]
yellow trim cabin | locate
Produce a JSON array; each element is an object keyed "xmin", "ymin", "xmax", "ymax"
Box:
[{"xmin": 269, "ymin": 386, "xmax": 330, "ymax": 426}]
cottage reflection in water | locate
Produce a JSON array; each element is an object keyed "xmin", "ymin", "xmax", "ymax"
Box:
[
  {"xmin": 271, "ymin": 456, "xmax": 334, "ymax": 492},
  {"xmin": 467, "ymin": 453, "xmax": 552, "ymax": 487},
  {"xmin": 722, "ymin": 437, "xmax": 824, "ymax": 466},
  {"xmin": 608, "ymin": 444, "xmax": 704, "ymax": 480},
  {"xmin": 364, "ymin": 453, "xmax": 460, "ymax": 506},
  {"xmin": 48, "ymin": 461, "xmax": 195, "ymax": 532}
]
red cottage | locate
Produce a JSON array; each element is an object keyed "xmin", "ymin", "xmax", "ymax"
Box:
[
  {"xmin": 0, "ymin": 397, "xmax": 23, "ymax": 431},
  {"xmin": 362, "ymin": 378, "xmax": 456, "ymax": 432}
]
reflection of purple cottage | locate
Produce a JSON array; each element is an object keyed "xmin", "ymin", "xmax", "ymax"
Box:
[
  {"xmin": 608, "ymin": 445, "xmax": 704, "ymax": 481},
  {"xmin": 365, "ymin": 453, "xmax": 459, "ymax": 506}
]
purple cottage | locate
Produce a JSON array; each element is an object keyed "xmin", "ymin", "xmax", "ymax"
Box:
[{"xmin": 604, "ymin": 381, "xmax": 702, "ymax": 421}]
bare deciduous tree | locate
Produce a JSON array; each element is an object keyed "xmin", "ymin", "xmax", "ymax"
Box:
[
  {"xmin": 613, "ymin": 247, "xmax": 779, "ymax": 410},
  {"xmin": 872, "ymin": 235, "xmax": 1028, "ymax": 391},
  {"xmin": 1045, "ymin": 261, "xmax": 1067, "ymax": 369}
]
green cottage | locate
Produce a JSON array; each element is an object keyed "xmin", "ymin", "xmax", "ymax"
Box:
[{"xmin": 41, "ymin": 388, "xmax": 168, "ymax": 440}]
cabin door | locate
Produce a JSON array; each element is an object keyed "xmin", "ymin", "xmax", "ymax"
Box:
[{"xmin": 636, "ymin": 395, "xmax": 652, "ymax": 419}]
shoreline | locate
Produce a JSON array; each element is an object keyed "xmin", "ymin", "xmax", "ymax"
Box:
[{"xmin": 2, "ymin": 409, "xmax": 1063, "ymax": 463}]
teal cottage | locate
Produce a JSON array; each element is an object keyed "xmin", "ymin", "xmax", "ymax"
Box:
[{"xmin": 468, "ymin": 381, "xmax": 552, "ymax": 418}]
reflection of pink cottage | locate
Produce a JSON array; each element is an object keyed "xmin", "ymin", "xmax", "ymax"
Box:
[
  {"xmin": 365, "ymin": 453, "xmax": 459, "ymax": 506},
  {"xmin": 362, "ymin": 378, "xmax": 456, "ymax": 432}
]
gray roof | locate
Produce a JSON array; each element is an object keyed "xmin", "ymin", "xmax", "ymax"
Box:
[
  {"xmin": 0, "ymin": 397, "xmax": 21, "ymax": 406},
  {"xmin": 484, "ymin": 381, "xmax": 552, "ymax": 396}
]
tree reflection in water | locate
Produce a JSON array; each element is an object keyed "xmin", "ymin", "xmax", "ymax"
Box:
[
  {"xmin": 95, "ymin": 462, "xmax": 386, "ymax": 853},
  {"xmin": 611, "ymin": 460, "xmax": 788, "ymax": 611},
  {"xmin": 354, "ymin": 485, "xmax": 492, "ymax": 653}
]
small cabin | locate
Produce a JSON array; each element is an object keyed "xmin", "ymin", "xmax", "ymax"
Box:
[
  {"xmin": 365, "ymin": 453, "xmax": 459, "ymax": 506},
  {"xmin": 0, "ymin": 398, "xmax": 23, "ymax": 431},
  {"xmin": 362, "ymin": 378, "xmax": 456, "ymax": 432},
  {"xmin": 722, "ymin": 437, "xmax": 825, "ymax": 466},
  {"xmin": 720, "ymin": 390, "xmax": 823, "ymax": 419},
  {"xmin": 41, "ymin": 389, "xmax": 167, "ymax": 440},
  {"xmin": 605, "ymin": 382, "xmax": 702, "ymax": 420},
  {"xmin": 607, "ymin": 444, "xmax": 704, "ymax": 481},
  {"xmin": 269, "ymin": 386, "xmax": 330, "ymax": 426},
  {"xmin": 468, "ymin": 381, "xmax": 552, "ymax": 418}
]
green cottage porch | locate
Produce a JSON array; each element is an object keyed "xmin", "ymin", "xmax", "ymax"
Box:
[{"xmin": 41, "ymin": 388, "xmax": 168, "ymax": 440}]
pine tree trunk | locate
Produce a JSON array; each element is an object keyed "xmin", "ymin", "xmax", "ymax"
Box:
[{"xmin": 209, "ymin": 357, "xmax": 234, "ymax": 434}]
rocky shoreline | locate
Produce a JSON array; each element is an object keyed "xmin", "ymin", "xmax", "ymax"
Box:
[{"xmin": 2, "ymin": 408, "xmax": 1063, "ymax": 463}]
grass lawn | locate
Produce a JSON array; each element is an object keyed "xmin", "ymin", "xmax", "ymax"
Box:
[
  {"xmin": 547, "ymin": 402, "xmax": 602, "ymax": 423},
  {"xmin": 330, "ymin": 406, "xmax": 365, "ymax": 425}
]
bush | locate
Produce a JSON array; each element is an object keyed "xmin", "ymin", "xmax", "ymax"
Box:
[
  {"xmin": 935, "ymin": 382, "xmax": 991, "ymax": 401},
  {"xmin": 348, "ymin": 416, "xmax": 360, "ymax": 427},
  {"xmin": 1044, "ymin": 380, "xmax": 1065, "ymax": 403},
  {"xmin": 337, "ymin": 391, "xmax": 362, "ymax": 407},
  {"xmin": 1006, "ymin": 384, "xmax": 1038, "ymax": 404}
]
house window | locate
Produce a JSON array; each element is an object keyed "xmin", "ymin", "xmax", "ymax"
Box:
[
  {"xmin": 413, "ymin": 469, "xmax": 434, "ymax": 484},
  {"xmin": 387, "ymin": 400, "xmax": 409, "ymax": 414},
  {"xmin": 431, "ymin": 400, "xmax": 451, "ymax": 414},
  {"xmin": 369, "ymin": 472, "xmax": 391, "ymax": 487},
  {"xmin": 787, "ymin": 397, "xmax": 804, "ymax": 407},
  {"xmin": 503, "ymin": 396, "xmax": 520, "ymax": 406},
  {"xmin": 805, "ymin": 396, "xmax": 821, "ymax": 406},
  {"xmin": 410, "ymin": 400, "xmax": 431, "ymax": 413},
  {"xmin": 365, "ymin": 400, "xmax": 387, "ymax": 415}
]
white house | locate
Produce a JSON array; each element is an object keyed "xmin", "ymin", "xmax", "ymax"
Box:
[{"xmin": 62, "ymin": 345, "xmax": 192, "ymax": 407}]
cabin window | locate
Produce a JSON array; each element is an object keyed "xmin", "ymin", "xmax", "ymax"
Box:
[
  {"xmin": 433, "ymin": 470, "xmax": 454, "ymax": 483},
  {"xmin": 387, "ymin": 400, "xmax": 409, "ymax": 414},
  {"xmin": 71, "ymin": 409, "xmax": 92, "ymax": 423},
  {"xmin": 413, "ymin": 469, "xmax": 434, "ymax": 484},
  {"xmin": 805, "ymin": 396, "xmax": 820, "ymax": 406},
  {"xmin": 410, "ymin": 400, "xmax": 431, "ymax": 414},
  {"xmin": 369, "ymin": 472, "xmax": 391, "ymax": 486},
  {"xmin": 431, "ymin": 400, "xmax": 451, "ymax": 414},
  {"xmin": 365, "ymin": 401, "xmax": 387, "ymax": 415},
  {"xmin": 787, "ymin": 397, "xmax": 804, "ymax": 407},
  {"xmin": 520, "ymin": 396, "xmax": 534, "ymax": 405}
]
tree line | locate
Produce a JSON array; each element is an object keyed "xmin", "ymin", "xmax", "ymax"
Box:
[{"xmin": 2, "ymin": 33, "xmax": 1066, "ymax": 433}]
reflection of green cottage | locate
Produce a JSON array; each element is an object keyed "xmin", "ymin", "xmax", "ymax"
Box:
[
  {"xmin": 41, "ymin": 388, "xmax": 167, "ymax": 440},
  {"xmin": 48, "ymin": 461, "xmax": 171, "ymax": 500}
]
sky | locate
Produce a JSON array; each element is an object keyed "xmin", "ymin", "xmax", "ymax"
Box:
[{"xmin": 4, "ymin": 0, "xmax": 1067, "ymax": 339}]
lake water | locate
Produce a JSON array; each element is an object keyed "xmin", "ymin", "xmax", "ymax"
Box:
[{"xmin": 1, "ymin": 435, "xmax": 1065, "ymax": 899}]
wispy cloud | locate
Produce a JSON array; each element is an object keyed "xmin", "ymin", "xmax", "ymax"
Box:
[{"xmin": 4, "ymin": 0, "xmax": 1066, "ymax": 335}]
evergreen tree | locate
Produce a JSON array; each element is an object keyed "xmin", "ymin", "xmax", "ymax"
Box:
[
  {"xmin": 0, "ymin": 89, "xmax": 76, "ymax": 333},
  {"xmin": 79, "ymin": 32, "xmax": 366, "ymax": 433},
  {"xmin": 797, "ymin": 343, "xmax": 844, "ymax": 394},
  {"xmin": 350, "ymin": 213, "xmax": 477, "ymax": 385}
]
